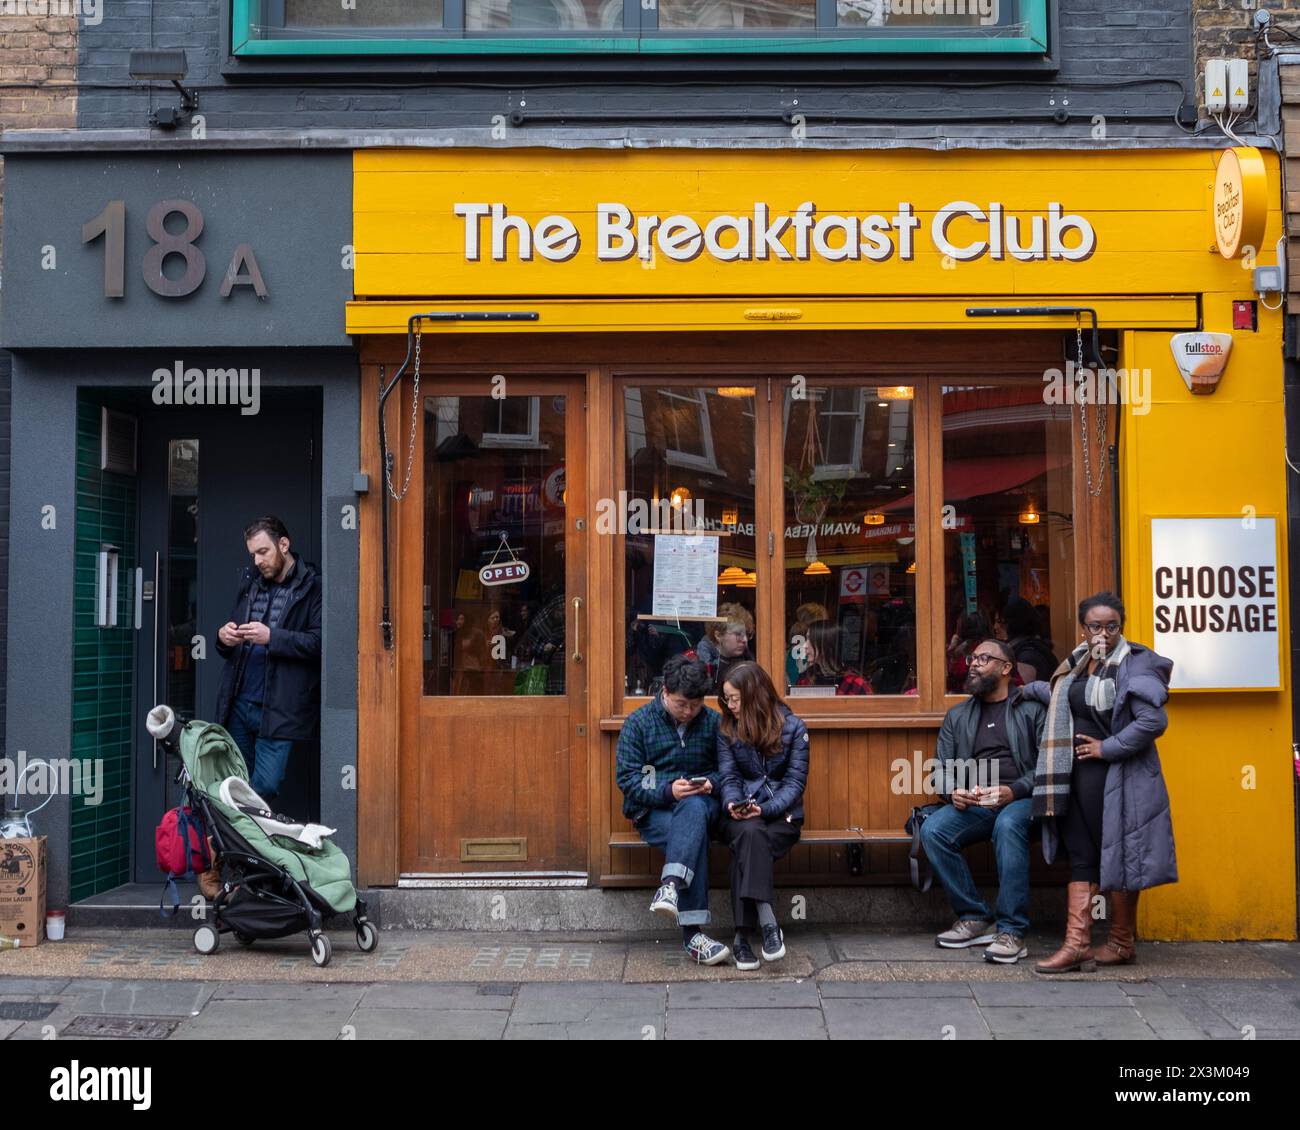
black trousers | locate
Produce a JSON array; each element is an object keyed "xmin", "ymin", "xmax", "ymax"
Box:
[
  {"xmin": 720, "ymin": 815, "xmax": 803, "ymax": 929},
  {"xmin": 1060, "ymin": 760, "xmax": 1108, "ymax": 884}
]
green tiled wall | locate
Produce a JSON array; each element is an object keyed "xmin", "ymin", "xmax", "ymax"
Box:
[{"xmin": 70, "ymin": 399, "xmax": 137, "ymax": 902}]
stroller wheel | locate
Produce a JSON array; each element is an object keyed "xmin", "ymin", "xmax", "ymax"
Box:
[
  {"xmin": 193, "ymin": 924, "xmax": 220, "ymax": 955},
  {"xmin": 310, "ymin": 933, "xmax": 332, "ymax": 968},
  {"xmin": 234, "ymin": 931, "xmax": 255, "ymax": 947},
  {"xmin": 355, "ymin": 920, "xmax": 379, "ymax": 953}
]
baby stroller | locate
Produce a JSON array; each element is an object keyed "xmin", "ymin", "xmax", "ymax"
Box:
[{"xmin": 148, "ymin": 704, "xmax": 376, "ymax": 967}]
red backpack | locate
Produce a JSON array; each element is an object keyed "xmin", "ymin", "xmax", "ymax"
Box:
[{"xmin": 156, "ymin": 805, "xmax": 210, "ymax": 879}]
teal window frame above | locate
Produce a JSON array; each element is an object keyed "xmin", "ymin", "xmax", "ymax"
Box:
[{"xmin": 230, "ymin": 0, "xmax": 1049, "ymax": 57}]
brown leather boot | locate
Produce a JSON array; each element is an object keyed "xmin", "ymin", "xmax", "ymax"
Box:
[
  {"xmin": 1034, "ymin": 881, "xmax": 1097, "ymax": 974},
  {"xmin": 1092, "ymin": 890, "xmax": 1138, "ymax": 965}
]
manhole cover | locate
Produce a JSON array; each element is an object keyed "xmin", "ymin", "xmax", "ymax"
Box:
[
  {"xmin": 0, "ymin": 1001, "xmax": 57, "ymax": 1020},
  {"xmin": 62, "ymin": 1016, "xmax": 179, "ymax": 1040},
  {"xmin": 476, "ymin": 983, "xmax": 515, "ymax": 997}
]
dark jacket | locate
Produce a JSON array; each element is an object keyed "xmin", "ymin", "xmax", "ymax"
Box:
[
  {"xmin": 935, "ymin": 686, "xmax": 1046, "ymax": 801},
  {"xmin": 615, "ymin": 697, "xmax": 722, "ymax": 823},
  {"xmin": 214, "ymin": 559, "xmax": 322, "ymax": 742},
  {"xmin": 1023, "ymin": 643, "xmax": 1177, "ymax": 891},
  {"xmin": 717, "ymin": 705, "xmax": 810, "ymax": 822}
]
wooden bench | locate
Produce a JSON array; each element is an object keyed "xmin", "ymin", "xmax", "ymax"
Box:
[{"xmin": 610, "ymin": 828, "xmax": 911, "ymax": 875}]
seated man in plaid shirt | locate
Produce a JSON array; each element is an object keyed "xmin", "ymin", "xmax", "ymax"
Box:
[{"xmin": 616, "ymin": 654, "xmax": 731, "ymax": 965}]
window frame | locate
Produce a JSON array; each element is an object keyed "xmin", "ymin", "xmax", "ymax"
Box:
[
  {"xmin": 612, "ymin": 366, "xmax": 1104, "ymax": 723},
  {"xmin": 230, "ymin": 0, "xmax": 1050, "ymax": 58}
]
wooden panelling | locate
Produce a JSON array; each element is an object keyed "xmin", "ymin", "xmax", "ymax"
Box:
[{"xmin": 603, "ymin": 726, "xmax": 937, "ymax": 883}]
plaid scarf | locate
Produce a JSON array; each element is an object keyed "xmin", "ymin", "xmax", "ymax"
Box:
[{"xmin": 1031, "ymin": 635, "xmax": 1130, "ymax": 819}]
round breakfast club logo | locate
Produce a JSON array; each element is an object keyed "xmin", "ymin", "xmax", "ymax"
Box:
[
  {"xmin": 1213, "ymin": 146, "xmax": 1266, "ymax": 260},
  {"xmin": 0, "ymin": 841, "xmax": 35, "ymax": 887}
]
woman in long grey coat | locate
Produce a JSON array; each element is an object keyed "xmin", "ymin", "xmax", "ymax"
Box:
[{"xmin": 1021, "ymin": 591, "xmax": 1176, "ymax": 973}]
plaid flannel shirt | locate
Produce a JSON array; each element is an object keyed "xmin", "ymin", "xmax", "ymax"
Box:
[{"xmin": 615, "ymin": 696, "xmax": 722, "ymax": 823}]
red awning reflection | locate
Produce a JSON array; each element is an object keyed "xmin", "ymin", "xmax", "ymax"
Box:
[{"xmin": 884, "ymin": 450, "xmax": 1070, "ymax": 511}]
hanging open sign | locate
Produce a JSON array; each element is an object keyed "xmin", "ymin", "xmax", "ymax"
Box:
[{"xmin": 480, "ymin": 561, "xmax": 530, "ymax": 586}]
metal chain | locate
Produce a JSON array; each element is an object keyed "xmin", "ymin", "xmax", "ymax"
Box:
[
  {"xmin": 382, "ymin": 322, "xmax": 422, "ymax": 501},
  {"xmin": 1077, "ymin": 325, "xmax": 1108, "ymax": 497}
]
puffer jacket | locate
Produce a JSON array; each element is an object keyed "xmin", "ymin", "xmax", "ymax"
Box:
[
  {"xmin": 1023, "ymin": 643, "xmax": 1178, "ymax": 891},
  {"xmin": 717, "ymin": 705, "xmax": 810, "ymax": 822}
]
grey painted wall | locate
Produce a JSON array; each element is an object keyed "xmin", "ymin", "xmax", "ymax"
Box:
[
  {"xmin": 70, "ymin": 1, "xmax": 1200, "ymax": 147},
  {"xmin": 0, "ymin": 152, "xmax": 352, "ymax": 349},
  {"xmin": 0, "ymin": 354, "xmax": 9, "ymax": 754},
  {"xmin": 4, "ymin": 349, "xmax": 359, "ymax": 907}
]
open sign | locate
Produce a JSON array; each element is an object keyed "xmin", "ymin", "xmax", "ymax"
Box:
[{"xmin": 479, "ymin": 561, "xmax": 531, "ymax": 587}]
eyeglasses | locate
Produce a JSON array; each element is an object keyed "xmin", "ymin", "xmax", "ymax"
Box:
[
  {"xmin": 968, "ymin": 653, "xmax": 1008, "ymax": 667},
  {"xmin": 1084, "ymin": 622, "xmax": 1122, "ymax": 635}
]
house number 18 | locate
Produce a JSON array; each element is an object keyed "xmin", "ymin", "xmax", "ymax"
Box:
[{"xmin": 82, "ymin": 200, "xmax": 268, "ymax": 300}]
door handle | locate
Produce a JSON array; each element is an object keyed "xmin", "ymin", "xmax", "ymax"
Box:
[
  {"xmin": 151, "ymin": 550, "xmax": 161, "ymax": 770},
  {"xmin": 572, "ymin": 596, "xmax": 583, "ymax": 664}
]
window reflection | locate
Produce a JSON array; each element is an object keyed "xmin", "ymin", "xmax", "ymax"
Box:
[
  {"xmin": 658, "ymin": 0, "xmax": 814, "ymax": 28},
  {"xmin": 624, "ymin": 386, "xmax": 757, "ymax": 695},
  {"xmin": 941, "ymin": 385, "xmax": 1071, "ymax": 694},
  {"xmin": 783, "ymin": 385, "xmax": 916, "ymax": 697},
  {"xmin": 423, "ymin": 394, "xmax": 568, "ymax": 696}
]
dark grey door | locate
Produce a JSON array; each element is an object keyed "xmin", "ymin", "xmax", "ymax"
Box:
[{"xmin": 132, "ymin": 392, "xmax": 321, "ymax": 884}]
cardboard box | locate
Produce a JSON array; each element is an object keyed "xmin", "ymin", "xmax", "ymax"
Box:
[{"xmin": 0, "ymin": 836, "xmax": 46, "ymax": 945}]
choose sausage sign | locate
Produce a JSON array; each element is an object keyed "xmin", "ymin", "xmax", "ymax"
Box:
[{"xmin": 1150, "ymin": 517, "xmax": 1280, "ymax": 690}]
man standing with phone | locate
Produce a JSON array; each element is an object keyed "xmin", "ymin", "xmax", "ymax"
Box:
[
  {"xmin": 215, "ymin": 516, "xmax": 322, "ymax": 806},
  {"xmin": 615, "ymin": 654, "xmax": 731, "ymax": 965},
  {"xmin": 919, "ymin": 638, "xmax": 1046, "ymax": 964}
]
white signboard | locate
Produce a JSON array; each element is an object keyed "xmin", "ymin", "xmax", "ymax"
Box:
[
  {"xmin": 1150, "ymin": 517, "xmax": 1280, "ymax": 690},
  {"xmin": 652, "ymin": 534, "xmax": 719, "ymax": 619}
]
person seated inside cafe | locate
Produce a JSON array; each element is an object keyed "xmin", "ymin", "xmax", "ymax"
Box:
[{"xmin": 794, "ymin": 620, "xmax": 873, "ymax": 695}]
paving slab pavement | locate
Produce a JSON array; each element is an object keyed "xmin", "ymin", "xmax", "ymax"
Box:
[{"xmin": 0, "ymin": 927, "xmax": 1296, "ymax": 1040}]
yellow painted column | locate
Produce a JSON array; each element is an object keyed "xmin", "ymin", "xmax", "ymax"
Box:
[{"xmin": 1120, "ymin": 309, "xmax": 1297, "ymax": 939}]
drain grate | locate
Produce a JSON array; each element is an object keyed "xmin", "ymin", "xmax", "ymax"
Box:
[
  {"xmin": 62, "ymin": 1015, "xmax": 179, "ymax": 1040},
  {"xmin": 0, "ymin": 1001, "xmax": 58, "ymax": 1021},
  {"xmin": 476, "ymin": 983, "xmax": 515, "ymax": 997}
]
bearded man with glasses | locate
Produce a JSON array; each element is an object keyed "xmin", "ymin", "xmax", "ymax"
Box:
[{"xmin": 920, "ymin": 637, "xmax": 1047, "ymax": 964}]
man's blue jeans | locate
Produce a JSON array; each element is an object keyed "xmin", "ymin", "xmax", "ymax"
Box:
[
  {"xmin": 636, "ymin": 794, "xmax": 721, "ymax": 927},
  {"xmin": 919, "ymin": 798, "xmax": 1032, "ymax": 937},
  {"xmin": 225, "ymin": 698, "xmax": 293, "ymax": 803}
]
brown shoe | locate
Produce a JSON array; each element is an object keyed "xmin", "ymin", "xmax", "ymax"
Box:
[
  {"xmin": 1034, "ymin": 881, "xmax": 1097, "ymax": 974},
  {"xmin": 1092, "ymin": 890, "xmax": 1138, "ymax": 965}
]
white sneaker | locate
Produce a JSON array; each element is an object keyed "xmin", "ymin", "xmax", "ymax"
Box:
[
  {"xmin": 685, "ymin": 932, "xmax": 732, "ymax": 966},
  {"xmin": 649, "ymin": 882, "xmax": 679, "ymax": 924}
]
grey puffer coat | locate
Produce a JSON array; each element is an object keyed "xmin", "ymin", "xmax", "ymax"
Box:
[{"xmin": 1022, "ymin": 643, "xmax": 1178, "ymax": 892}]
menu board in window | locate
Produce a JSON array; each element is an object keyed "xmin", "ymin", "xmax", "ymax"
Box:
[{"xmin": 652, "ymin": 534, "xmax": 719, "ymax": 619}]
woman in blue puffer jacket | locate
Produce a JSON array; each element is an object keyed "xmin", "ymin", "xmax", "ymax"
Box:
[{"xmin": 717, "ymin": 661, "xmax": 810, "ymax": 971}]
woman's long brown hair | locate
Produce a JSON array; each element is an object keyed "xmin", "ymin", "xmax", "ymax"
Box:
[{"xmin": 718, "ymin": 661, "xmax": 785, "ymax": 757}]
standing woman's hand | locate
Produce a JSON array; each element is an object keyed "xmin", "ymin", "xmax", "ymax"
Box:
[{"xmin": 1074, "ymin": 736, "xmax": 1104, "ymax": 760}]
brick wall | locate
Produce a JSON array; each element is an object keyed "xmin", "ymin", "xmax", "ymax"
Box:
[
  {"xmin": 1194, "ymin": 0, "xmax": 1300, "ymax": 104},
  {"xmin": 0, "ymin": 11, "xmax": 77, "ymax": 260}
]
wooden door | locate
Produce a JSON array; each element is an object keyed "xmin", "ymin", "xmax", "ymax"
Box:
[{"xmin": 397, "ymin": 376, "xmax": 588, "ymax": 875}]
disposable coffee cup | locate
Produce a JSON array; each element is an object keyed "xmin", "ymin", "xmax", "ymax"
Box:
[{"xmin": 46, "ymin": 910, "xmax": 66, "ymax": 941}]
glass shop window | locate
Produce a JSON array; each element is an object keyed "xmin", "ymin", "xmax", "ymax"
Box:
[
  {"xmin": 622, "ymin": 385, "xmax": 757, "ymax": 696},
  {"xmin": 940, "ymin": 384, "xmax": 1074, "ymax": 696},
  {"xmin": 783, "ymin": 384, "xmax": 917, "ymax": 697},
  {"xmin": 423, "ymin": 393, "xmax": 569, "ymax": 696}
]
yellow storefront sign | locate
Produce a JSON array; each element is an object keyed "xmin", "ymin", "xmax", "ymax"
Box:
[{"xmin": 351, "ymin": 149, "xmax": 1268, "ymax": 312}]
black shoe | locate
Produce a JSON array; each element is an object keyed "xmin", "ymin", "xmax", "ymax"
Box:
[
  {"xmin": 732, "ymin": 935, "xmax": 760, "ymax": 971},
  {"xmin": 760, "ymin": 924, "xmax": 786, "ymax": 962}
]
